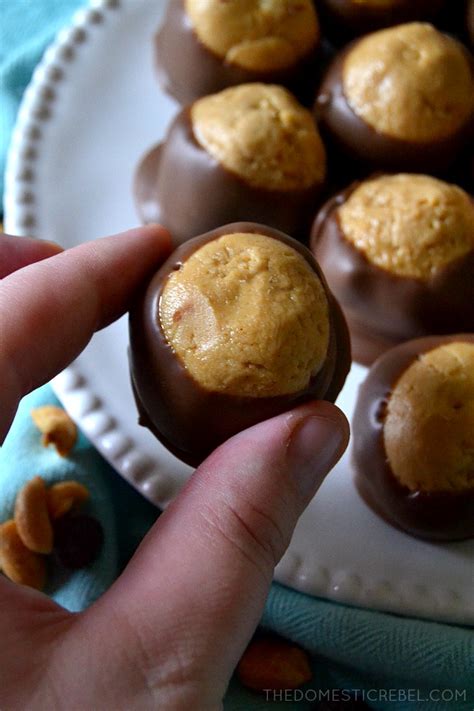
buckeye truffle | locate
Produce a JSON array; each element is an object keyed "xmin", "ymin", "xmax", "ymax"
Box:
[
  {"xmin": 311, "ymin": 174, "xmax": 474, "ymax": 364},
  {"xmin": 154, "ymin": 0, "xmax": 321, "ymax": 105},
  {"xmin": 135, "ymin": 83, "xmax": 327, "ymax": 246},
  {"xmin": 315, "ymin": 23, "xmax": 474, "ymax": 173},
  {"xmin": 353, "ymin": 335, "xmax": 474, "ymax": 541},
  {"xmin": 129, "ymin": 223, "xmax": 350, "ymax": 466},
  {"xmin": 317, "ymin": 0, "xmax": 446, "ymax": 42}
]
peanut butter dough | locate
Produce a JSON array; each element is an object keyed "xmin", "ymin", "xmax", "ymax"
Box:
[
  {"xmin": 159, "ymin": 232, "xmax": 330, "ymax": 397},
  {"xmin": 191, "ymin": 84, "xmax": 326, "ymax": 191},
  {"xmin": 343, "ymin": 23, "xmax": 474, "ymax": 142},
  {"xmin": 383, "ymin": 342, "xmax": 474, "ymax": 492},
  {"xmin": 338, "ymin": 174, "xmax": 474, "ymax": 279},
  {"xmin": 185, "ymin": 0, "xmax": 319, "ymax": 72}
]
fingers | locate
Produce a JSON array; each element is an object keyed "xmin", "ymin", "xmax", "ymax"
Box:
[
  {"xmin": 0, "ymin": 234, "xmax": 64, "ymax": 278},
  {"xmin": 0, "ymin": 225, "xmax": 171, "ymax": 442},
  {"xmin": 87, "ymin": 401, "xmax": 349, "ymax": 707}
]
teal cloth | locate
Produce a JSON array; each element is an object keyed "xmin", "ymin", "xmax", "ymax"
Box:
[
  {"xmin": 2, "ymin": 387, "xmax": 473, "ymax": 710},
  {"xmin": 1, "ymin": 2, "xmax": 473, "ymax": 709},
  {"xmin": 0, "ymin": 385, "xmax": 159, "ymax": 610}
]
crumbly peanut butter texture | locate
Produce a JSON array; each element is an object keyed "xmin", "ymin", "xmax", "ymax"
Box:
[
  {"xmin": 384, "ymin": 342, "xmax": 474, "ymax": 492},
  {"xmin": 343, "ymin": 23, "xmax": 474, "ymax": 142},
  {"xmin": 185, "ymin": 0, "xmax": 319, "ymax": 72},
  {"xmin": 191, "ymin": 84, "xmax": 326, "ymax": 191},
  {"xmin": 159, "ymin": 232, "xmax": 330, "ymax": 397},
  {"xmin": 338, "ymin": 174, "xmax": 474, "ymax": 279}
]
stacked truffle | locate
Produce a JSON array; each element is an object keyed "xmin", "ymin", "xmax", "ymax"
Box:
[
  {"xmin": 130, "ymin": 0, "xmax": 474, "ymax": 540},
  {"xmin": 135, "ymin": 83, "xmax": 327, "ymax": 244}
]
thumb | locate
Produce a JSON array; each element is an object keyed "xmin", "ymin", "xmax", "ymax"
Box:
[{"xmin": 82, "ymin": 401, "xmax": 349, "ymax": 706}]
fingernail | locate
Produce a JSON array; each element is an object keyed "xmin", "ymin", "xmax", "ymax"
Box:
[{"xmin": 287, "ymin": 415, "xmax": 347, "ymax": 500}]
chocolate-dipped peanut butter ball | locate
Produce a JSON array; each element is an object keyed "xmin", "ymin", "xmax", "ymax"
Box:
[
  {"xmin": 311, "ymin": 174, "xmax": 474, "ymax": 364},
  {"xmin": 353, "ymin": 335, "xmax": 474, "ymax": 541},
  {"xmin": 129, "ymin": 223, "xmax": 350, "ymax": 466},
  {"xmin": 154, "ymin": 0, "xmax": 321, "ymax": 105},
  {"xmin": 315, "ymin": 23, "xmax": 474, "ymax": 174},
  {"xmin": 317, "ymin": 0, "xmax": 446, "ymax": 43},
  {"xmin": 135, "ymin": 83, "xmax": 327, "ymax": 246}
]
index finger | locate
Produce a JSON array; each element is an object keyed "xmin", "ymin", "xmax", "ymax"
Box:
[
  {"xmin": 0, "ymin": 233, "xmax": 64, "ymax": 278},
  {"xmin": 0, "ymin": 225, "xmax": 171, "ymax": 441}
]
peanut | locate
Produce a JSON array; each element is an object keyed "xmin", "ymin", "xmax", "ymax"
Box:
[
  {"xmin": 237, "ymin": 635, "xmax": 312, "ymax": 692},
  {"xmin": 15, "ymin": 476, "xmax": 53, "ymax": 554},
  {"xmin": 0, "ymin": 520, "xmax": 46, "ymax": 590},
  {"xmin": 47, "ymin": 481, "xmax": 90, "ymax": 520},
  {"xmin": 31, "ymin": 405, "xmax": 77, "ymax": 457}
]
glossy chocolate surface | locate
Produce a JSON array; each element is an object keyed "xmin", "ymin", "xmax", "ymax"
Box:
[
  {"xmin": 310, "ymin": 183, "xmax": 474, "ymax": 364},
  {"xmin": 352, "ymin": 334, "xmax": 474, "ymax": 541},
  {"xmin": 318, "ymin": 0, "xmax": 446, "ymax": 42},
  {"xmin": 129, "ymin": 222, "xmax": 351, "ymax": 466},
  {"xmin": 154, "ymin": 0, "xmax": 322, "ymax": 106},
  {"xmin": 314, "ymin": 42, "xmax": 474, "ymax": 175},
  {"xmin": 134, "ymin": 107, "xmax": 326, "ymax": 247}
]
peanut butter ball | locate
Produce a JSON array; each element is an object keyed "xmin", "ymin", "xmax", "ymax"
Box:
[
  {"xmin": 129, "ymin": 223, "xmax": 350, "ymax": 466},
  {"xmin": 315, "ymin": 23, "xmax": 474, "ymax": 172},
  {"xmin": 384, "ymin": 342, "xmax": 474, "ymax": 493},
  {"xmin": 154, "ymin": 0, "xmax": 321, "ymax": 105},
  {"xmin": 191, "ymin": 84, "xmax": 326, "ymax": 192},
  {"xmin": 352, "ymin": 334, "xmax": 474, "ymax": 541},
  {"xmin": 338, "ymin": 174, "xmax": 474, "ymax": 279},
  {"xmin": 135, "ymin": 84, "xmax": 327, "ymax": 246},
  {"xmin": 185, "ymin": 0, "xmax": 319, "ymax": 73},
  {"xmin": 343, "ymin": 24, "xmax": 473, "ymax": 143},
  {"xmin": 160, "ymin": 232, "xmax": 329, "ymax": 397},
  {"xmin": 311, "ymin": 174, "xmax": 474, "ymax": 365}
]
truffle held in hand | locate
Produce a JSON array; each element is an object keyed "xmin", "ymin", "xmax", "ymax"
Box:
[
  {"xmin": 352, "ymin": 334, "xmax": 474, "ymax": 541},
  {"xmin": 311, "ymin": 173, "xmax": 474, "ymax": 365},
  {"xmin": 135, "ymin": 83, "xmax": 327, "ymax": 246},
  {"xmin": 154, "ymin": 0, "xmax": 320, "ymax": 105},
  {"xmin": 129, "ymin": 223, "xmax": 350, "ymax": 466},
  {"xmin": 315, "ymin": 23, "xmax": 474, "ymax": 173}
]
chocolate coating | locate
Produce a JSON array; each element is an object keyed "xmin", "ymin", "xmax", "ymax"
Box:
[
  {"xmin": 134, "ymin": 106, "xmax": 326, "ymax": 247},
  {"xmin": 310, "ymin": 182, "xmax": 474, "ymax": 365},
  {"xmin": 129, "ymin": 222, "xmax": 351, "ymax": 467},
  {"xmin": 469, "ymin": 0, "xmax": 474, "ymax": 47},
  {"xmin": 315, "ymin": 40, "xmax": 474, "ymax": 175},
  {"xmin": 352, "ymin": 334, "xmax": 474, "ymax": 541},
  {"xmin": 317, "ymin": 0, "xmax": 446, "ymax": 42},
  {"xmin": 154, "ymin": 0, "xmax": 321, "ymax": 106}
]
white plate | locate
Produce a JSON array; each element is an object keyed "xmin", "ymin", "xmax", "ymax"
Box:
[{"xmin": 5, "ymin": 0, "xmax": 474, "ymax": 626}]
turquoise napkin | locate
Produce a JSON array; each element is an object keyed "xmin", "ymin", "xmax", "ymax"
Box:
[
  {"xmin": 1, "ymin": 2, "xmax": 473, "ymax": 709},
  {"xmin": 1, "ymin": 386, "xmax": 473, "ymax": 711},
  {"xmin": 0, "ymin": 385, "xmax": 159, "ymax": 610}
]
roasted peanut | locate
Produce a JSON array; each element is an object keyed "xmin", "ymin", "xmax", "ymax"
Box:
[
  {"xmin": 47, "ymin": 481, "xmax": 90, "ymax": 520},
  {"xmin": 237, "ymin": 635, "xmax": 312, "ymax": 692},
  {"xmin": 31, "ymin": 405, "xmax": 77, "ymax": 457},
  {"xmin": 15, "ymin": 476, "xmax": 53, "ymax": 554},
  {"xmin": 0, "ymin": 520, "xmax": 46, "ymax": 590}
]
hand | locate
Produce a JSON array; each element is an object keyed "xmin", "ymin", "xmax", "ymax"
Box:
[{"xmin": 0, "ymin": 228, "xmax": 349, "ymax": 710}]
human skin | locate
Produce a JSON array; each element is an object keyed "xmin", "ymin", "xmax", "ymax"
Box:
[{"xmin": 0, "ymin": 227, "xmax": 348, "ymax": 710}]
